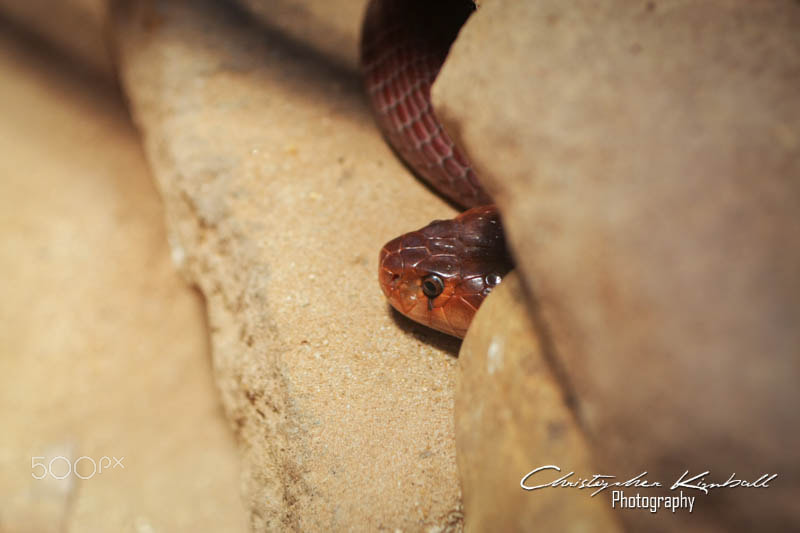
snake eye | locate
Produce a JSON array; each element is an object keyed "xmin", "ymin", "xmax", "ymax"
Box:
[
  {"xmin": 485, "ymin": 273, "xmax": 502, "ymax": 287},
  {"xmin": 421, "ymin": 275, "xmax": 445, "ymax": 299}
]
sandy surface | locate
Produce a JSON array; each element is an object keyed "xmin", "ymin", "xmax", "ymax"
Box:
[{"xmin": 114, "ymin": 0, "xmax": 463, "ymax": 529}]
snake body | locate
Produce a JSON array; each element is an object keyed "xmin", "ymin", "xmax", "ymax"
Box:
[{"xmin": 362, "ymin": 0, "xmax": 513, "ymax": 338}]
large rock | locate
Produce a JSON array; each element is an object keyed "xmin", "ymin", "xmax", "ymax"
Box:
[
  {"xmin": 435, "ymin": 0, "xmax": 800, "ymax": 530},
  {"xmin": 458, "ymin": 273, "xmax": 621, "ymax": 532},
  {"xmin": 113, "ymin": 0, "xmax": 464, "ymax": 529}
]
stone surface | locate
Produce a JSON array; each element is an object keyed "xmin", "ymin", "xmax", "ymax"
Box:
[
  {"xmin": 0, "ymin": 23, "xmax": 247, "ymax": 533},
  {"xmin": 113, "ymin": 0, "xmax": 464, "ymax": 530},
  {"xmin": 435, "ymin": 0, "xmax": 800, "ymax": 530},
  {"xmin": 235, "ymin": 0, "xmax": 369, "ymax": 71},
  {"xmin": 458, "ymin": 272, "xmax": 621, "ymax": 533}
]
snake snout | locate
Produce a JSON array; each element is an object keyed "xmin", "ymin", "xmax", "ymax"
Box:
[
  {"xmin": 378, "ymin": 239, "xmax": 402, "ymax": 289},
  {"xmin": 378, "ymin": 234, "xmax": 429, "ymax": 317}
]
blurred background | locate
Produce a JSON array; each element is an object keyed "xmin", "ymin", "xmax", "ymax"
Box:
[{"xmin": 0, "ymin": 2, "xmax": 248, "ymax": 531}]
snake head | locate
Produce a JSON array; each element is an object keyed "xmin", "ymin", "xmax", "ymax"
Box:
[{"xmin": 378, "ymin": 205, "xmax": 511, "ymax": 338}]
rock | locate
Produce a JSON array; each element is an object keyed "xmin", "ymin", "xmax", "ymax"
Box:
[
  {"xmin": 0, "ymin": 28, "xmax": 246, "ymax": 532},
  {"xmin": 458, "ymin": 272, "xmax": 621, "ymax": 532},
  {"xmin": 235, "ymin": 0, "xmax": 369, "ymax": 71},
  {"xmin": 435, "ymin": 0, "xmax": 800, "ymax": 530},
  {"xmin": 113, "ymin": 0, "xmax": 463, "ymax": 529}
]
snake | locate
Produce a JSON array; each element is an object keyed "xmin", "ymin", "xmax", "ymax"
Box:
[{"xmin": 361, "ymin": 0, "xmax": 513, "ymax": 338}]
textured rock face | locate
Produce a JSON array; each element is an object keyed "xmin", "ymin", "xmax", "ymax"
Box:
[
  {"xmin": 113, "ymin": 0, "xmax": 463, "ymax": 530},
  {"xmin": 435, "ymin": 0, "xmax": 800, "ymax": 530}
]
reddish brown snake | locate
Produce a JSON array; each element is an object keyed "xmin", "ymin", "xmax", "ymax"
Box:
[{"xmin": 361, "ymin": 0, "xmax": 513, "ymax": 338}]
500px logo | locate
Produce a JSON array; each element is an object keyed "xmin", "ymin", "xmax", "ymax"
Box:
[{"xmin": 31, "ymin": 456, "xmax": 125, "ymax": 480}]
